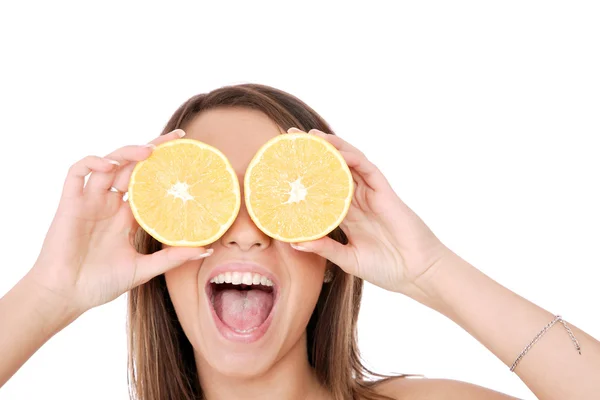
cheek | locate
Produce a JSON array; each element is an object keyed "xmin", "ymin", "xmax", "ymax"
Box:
[
  {"xmin": 164, "ymin": 262, "xmax": 202, "ymax": 336},
  {"xmin": 285, "ymin": 246, "xmax": 327, "ymax": 312}
]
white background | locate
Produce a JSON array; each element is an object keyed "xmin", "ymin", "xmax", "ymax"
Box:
[{"xmin": 1, "ymin": 2, "xmax": 599, "ymax": 399}]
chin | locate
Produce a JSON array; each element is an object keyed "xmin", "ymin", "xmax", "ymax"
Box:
[{"xmin": 201, "ymin": 347, "xmax": 280, "ymax": 378}]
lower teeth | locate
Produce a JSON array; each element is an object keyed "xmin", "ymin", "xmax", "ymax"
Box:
[{"xmin": 233, "ymin": 327, "xmax": 258, "ymax": 333}]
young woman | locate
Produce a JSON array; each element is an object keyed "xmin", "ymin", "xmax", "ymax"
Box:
[{"xmin": 1, "ymin": 84, "xmax": 598, "ymax": 399}]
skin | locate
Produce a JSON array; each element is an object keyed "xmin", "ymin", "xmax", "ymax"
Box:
[
  {"xmin": 0, "ymin": 107, "xmax": 598, "ymax": 399},
  {"xmin": 164, "ymin": 109, "xmax": 330, "ymax": 399}
]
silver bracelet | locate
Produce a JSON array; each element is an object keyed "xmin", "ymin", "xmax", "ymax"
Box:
[{"xmin": 510, "ymin": 315, "xmax": 582, "ymax": 372}]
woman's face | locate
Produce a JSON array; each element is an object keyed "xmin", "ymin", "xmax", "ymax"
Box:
[{"xmin": 164, "ymin": 107, "xmax": 327, "ymax": 377}]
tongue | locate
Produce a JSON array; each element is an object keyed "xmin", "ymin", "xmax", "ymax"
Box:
[{"xmin": 214, "ymin": 289, "xmax": 273, "ymax": 332}]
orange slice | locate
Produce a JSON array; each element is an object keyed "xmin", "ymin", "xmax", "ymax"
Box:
[
  {"xmin": 128, "ymin": 139, "xmax": 240, "ymax": 246},
  {"xmin": 244, "ymin": 132, "xmax": 354, "ymax": 242}
]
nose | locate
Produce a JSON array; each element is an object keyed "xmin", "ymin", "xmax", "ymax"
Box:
[{"xmin": 219, "ymin": 201, "xmax": 271, "ymax": 251}]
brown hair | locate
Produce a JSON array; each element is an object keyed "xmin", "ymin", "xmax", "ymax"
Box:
[{"xmin": 127, "ymin": 83, "xmax": 406, "ymax": 400}]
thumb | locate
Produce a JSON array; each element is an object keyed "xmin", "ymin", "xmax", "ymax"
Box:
[
  {"xmin": 134, "ymin": 247, "xmax": 213, "ymax": 285},
  {"xmin": 290, "ymin": 236, "xmax": 357, "ymax": 275}
]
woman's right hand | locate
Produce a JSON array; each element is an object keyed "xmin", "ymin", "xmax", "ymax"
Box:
[{"xmin": 27, "ymin": 129, "xmax": 212, "ymax": 316}]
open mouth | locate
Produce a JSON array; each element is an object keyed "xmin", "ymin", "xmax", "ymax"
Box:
[{"xmin": 206, "ymin": 271, "xmax": 278, "ymax": 341}]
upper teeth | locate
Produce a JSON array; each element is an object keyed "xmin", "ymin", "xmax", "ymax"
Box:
[{"xmin": 210, "ymin": 272, "xmax": 274, "ymax": 286}]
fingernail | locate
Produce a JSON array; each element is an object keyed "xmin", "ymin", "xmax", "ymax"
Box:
[
  {"xmin": 172, "ymin": 129, "xmax": 186, "ymax": 138},
  {"xmin": 290, "ymin": 243, "xmax": 308, "ymax": 251},
  {"xmin": 308, "ymin": 129, "xmax": 326, "ymax": 135},
  {"xmin": 105, "ymin": 158, "xmax": 120, "ymax": 166},
  {"xmin": 191, "ymin": 248, "xmax": 213, "ymax": 259},
  {"xmin": 287, "ymin": 127, "xmax": 305, "ymax": 134},
  {"xmin": 143, "ymin": 143, "xmax": 156, "ymax": 150}
]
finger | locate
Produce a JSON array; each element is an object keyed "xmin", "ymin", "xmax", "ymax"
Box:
[
  {"xmin": 111, "ymin": 128, "xmax": 186, "ymax": 192},
  {"xmin": 86, "ymin": 129, "xmax": 185, "ymax": 194},
  {"xmin": 86, "ymin": 145, "xmax": 156, "ymax": 193},
  {"xmin": 307, "ymin": 128, "xmax": 362, "ymax": 154},
  {"xmin": 310, "ymin": 129, "xmax": 389, "ymax": 191},
  {"xmin": 115, "ymin": 200, "xmax": 138, "ymax": 233},
  {"xmin": 133, "ymin": 247, "xmax": 213, "ymax": 285},
  {"xmin": 290, "ymin": 127, "xmax": 361, "ymax": 157},
  {"xmin": 154, "ymin": 128, "xmax": 186, "ymax": 144},
  {"xmin": 104, "ymin": 144, "xmax": 156, "ymax": 164},
  {"xmin": 62, "ymin": 156, "xmax": 120, "ymax": 199},
  {"xmin": 338, "ymin": 149, "xmax": 389, "ymax": 191},
  {"xmin": 308, "ymin": 129, "xmax": 376, "ymax": 178},
  {"xmin": 290, "ymin": 236, "xmax": 358, "ymax": 275}
]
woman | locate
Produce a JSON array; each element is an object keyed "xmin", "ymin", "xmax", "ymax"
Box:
[{"xmin": 0, "ymin": 84, "xmax": 598, "ymax": 399}]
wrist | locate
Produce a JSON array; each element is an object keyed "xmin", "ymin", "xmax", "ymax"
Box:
[
  {"xmin": 22, "ymin": 268, "xmax": 83, "ymax": 329},
  {"xmin": 409, "ymin": 248, "xmax": 468, "ymax": 315}
]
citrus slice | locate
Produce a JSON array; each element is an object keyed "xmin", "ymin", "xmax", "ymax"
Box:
[
  {"xmin": 244, "ymin": 132, "xmax": 354, "ymax": 242},
  {"xmin": 128, "ymin": 138, "xmax": 240, "ymax": 246}
]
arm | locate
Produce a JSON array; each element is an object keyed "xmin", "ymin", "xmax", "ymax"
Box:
[
  {"xmin": 0, "ymin": 129, "xmax": 208, "ymax": 389},
  {"xmin": 291, "ymin": 129, "xmax": 600, "ymax": 400},
  {"xmin": 0, "ymin": 272, "xmax": 80, "ymax": 386},
  {"xmin": 414, "ymin": 248, "xmax": 600, "ymax": 400}
]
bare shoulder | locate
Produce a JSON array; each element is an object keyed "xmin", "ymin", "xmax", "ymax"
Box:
[{"xmin": 372, "ymin": 376, "xmax": 521, "ymax": 400}]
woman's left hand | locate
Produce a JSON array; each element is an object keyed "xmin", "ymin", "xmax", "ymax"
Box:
[{"xmin": 288, "ymin": 127, "xmax": 451, "ymax": 295}]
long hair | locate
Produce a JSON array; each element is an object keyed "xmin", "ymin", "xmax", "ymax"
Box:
[{"xmin": 127, "ymin": 83, "xmax": 405, "ymax": 400}]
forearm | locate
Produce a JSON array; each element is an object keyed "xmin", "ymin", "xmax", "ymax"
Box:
[
  {"xmin": 0, "ymin": 271, "xmax": 80, "ymax": 387},
  {"xmin": 415, "ymin": 248, "xmax": 600, "ymax": 400}
]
